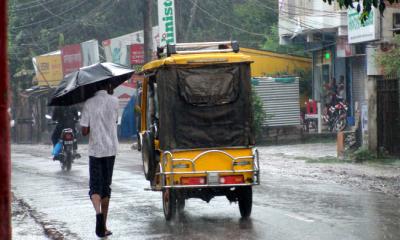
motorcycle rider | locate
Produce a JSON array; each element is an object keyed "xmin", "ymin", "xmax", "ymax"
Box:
[{"xmin": 51, "ymin": 105, "xmax": 80, "ymax": 159}]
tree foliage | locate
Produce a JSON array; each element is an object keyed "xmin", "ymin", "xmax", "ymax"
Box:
[
  {"xmin": 377, "ymin": 35, "xmax": 400, "ymax": 77},
  {"xmin": 323, "ymin": 0, "xmax": 399, "ymax": 22},
  {"xmin": 252, "ymin": 89, "xmax": 267, "ymax": 140},
  {"xmin": 7, "ymin": 0, "xmax": 279, "ymax": 80},
  {"xmin": 261, "ymin": 24, "xmax": 308, "ymax": 57}
]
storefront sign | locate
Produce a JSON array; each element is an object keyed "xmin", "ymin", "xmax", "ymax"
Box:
[
  {"xmin": 130, "ymin": 44, "xmax": 144, "ymax": 65},
  {"xmin": 32, "ymin": 52, "xmax": 63, "ymax": 87},
  {"xmin": 347, "ymin": 4, "xmax": 379, "ymax": 44},
  {"xmin": 61, "ymin": 44, "xmax": 82, "ymax": 75},
  {"xmin": 158, "ymin": 0, "xmax": 176, "ymax": 47}
]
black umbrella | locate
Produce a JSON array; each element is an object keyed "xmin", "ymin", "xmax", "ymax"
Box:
[{"xmin": 49, "ymin": 62, "xmax": 135, "ymax": 106}]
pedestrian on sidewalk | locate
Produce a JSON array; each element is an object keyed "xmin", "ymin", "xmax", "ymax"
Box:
[{"xmin": 80, "ymin": 82, "xmax": 119, "ymax": 238}]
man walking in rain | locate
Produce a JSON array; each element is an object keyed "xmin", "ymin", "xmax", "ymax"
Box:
[{"xmin": 80, "ymin": 82, "xmax": 119, "ymax": 237}]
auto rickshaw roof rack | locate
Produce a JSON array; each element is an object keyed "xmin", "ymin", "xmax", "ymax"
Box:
[{"xmin": 158, "ymin": 41, "xmax": 240, "ymax": 58}]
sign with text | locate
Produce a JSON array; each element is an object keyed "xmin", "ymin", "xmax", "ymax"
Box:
[
  {"xmin": 130, "ymin": 44, "xmax": 144, "ymax": 65},
  {"xmin": 158, "ymin": 0, "xmax": 176, "ymax": 47},
  {"xmin": 33, "ymin": 52, "xmax": 63, "ymax": 86},
  {"xmin": 61, "ymin": 44, "xmax": 82, "ymax": 75},
  {"xmin": 347, "ymin": 3, "xmax": 379, "ymax": 44}
]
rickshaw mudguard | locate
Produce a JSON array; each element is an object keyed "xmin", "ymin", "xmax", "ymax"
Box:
[{"xmin": 153, "ymin": 147, "xmax": 260, "ymax": 190}]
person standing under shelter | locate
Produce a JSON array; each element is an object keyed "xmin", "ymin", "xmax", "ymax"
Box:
[{"xmin": 80, "ymin": 82, "xmax": 119, "ymax": 238}]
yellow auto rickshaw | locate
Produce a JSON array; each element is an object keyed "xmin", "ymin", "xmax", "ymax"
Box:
[{"xmin": 137, "ymin": 41, "xmax": 260, "ymax": 220}]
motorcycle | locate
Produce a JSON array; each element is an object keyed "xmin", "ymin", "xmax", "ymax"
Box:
[
  {"xmin": 46, "ymin": 114, "xmax": 80, "ymax": 171},
  {"xmin": 323, "ymin": 97, "xmax": 348, "ymax": 132}
]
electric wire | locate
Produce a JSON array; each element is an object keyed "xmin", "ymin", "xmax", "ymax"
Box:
[
  {"xmin": 10, "ymin": 0, "xmax": 59, "ymax": 12},
  {"xmin": 189, "ymin": 0, "xmax": 266, "ymax": 37},
  {"xmin": 11, "ymin": 0, "xmax": 90, "ymax": 30},
  {"xmin": 253, "ymin": 0, "xmax": 340, "ymax": 30}
]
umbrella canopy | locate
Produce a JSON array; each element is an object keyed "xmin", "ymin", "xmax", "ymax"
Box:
[{"xmin": 49, "ymin": 62, "xmax": 134, "ymax": 106}]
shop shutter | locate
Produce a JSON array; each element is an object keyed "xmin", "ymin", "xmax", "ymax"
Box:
[
  {"xmin": 351, "ymin": 56, "xmax": 367, "ymax": 105},
  {"xmin": 253, "ymin": 77, "xmax": 300, "ymax": 127}
]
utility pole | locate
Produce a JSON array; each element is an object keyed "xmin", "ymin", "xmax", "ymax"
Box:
[
  {"xmin": 0, "ymin": 0, "xmax": 11, "ymax": 239},
  {"xmin": 144, "ymin": 0, "xmax": 153, "ymax": 63}
]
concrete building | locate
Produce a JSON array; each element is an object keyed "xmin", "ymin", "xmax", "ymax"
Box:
[{"xmin": 278, "ymin": 0, "xmax": 400, "ymax": 155}]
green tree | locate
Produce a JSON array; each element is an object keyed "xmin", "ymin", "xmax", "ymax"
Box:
[
  {"xmin": 261, "ymin": 24, "xmax": 308, "ymax": 57},
  {"xmin": 323, "ymin": 0, "xmax": 399, "ymax": 22},
  {"xmin": 377, "ymin": 35, "xmax": 400, "ymax": 77},
  {"xmin": 252, "ymin": 90, "xmax": 267, "ymax": 140},
  {"xmin": 8, "ymin": 0, "xmax": 279, "ymax": 81}
]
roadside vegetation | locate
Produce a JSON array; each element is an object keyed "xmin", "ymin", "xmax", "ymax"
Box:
[{"xmin": 297, "ymin": 147, "xmax": 400, "ymax": 166}]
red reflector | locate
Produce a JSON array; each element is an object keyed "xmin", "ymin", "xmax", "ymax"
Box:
[
  {"xmin": 181, "ymin": 177, "xmax": 206, "ymax": 185},
  {"xmin": 219, "ymin": 175, "xmax": 244, "ymax": 184},
  {"xmin": 64, "ymin": 133, "xmax": 73, "ymax": 140}
]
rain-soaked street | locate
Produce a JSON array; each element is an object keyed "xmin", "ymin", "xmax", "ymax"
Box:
[{"xmin": 11, "ymin": 143, "xmax": 400, "ymax": 240}]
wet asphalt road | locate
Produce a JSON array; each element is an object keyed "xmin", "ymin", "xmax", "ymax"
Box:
[{"xmin": 11, "ymin": 144, "xmax": 400, "ymax": 240}]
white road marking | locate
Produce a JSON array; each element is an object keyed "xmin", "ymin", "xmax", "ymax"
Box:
[{"xmin": 285, "ymin": 213, "xmax": 315, "ymax": 223}]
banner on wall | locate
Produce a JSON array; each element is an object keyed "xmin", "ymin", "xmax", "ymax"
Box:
[
  {"xmin": 130, "ymin": 44, "xmax": 145, "ymax": 65},
  {"xmin": 336, "ymin": 37, "xmax": 353, "ymax": 58},
  {"xmin": 158, "ymin": 0, "xmax": 176, "ymax": 47},
  {"xmin": 81, "ymin": 39, "xmax": 100, "ymax": 66},
  {"xmin": 361, "ymin": 103, "xmax": 369, "ymax": 145},
  {"xmin": 102, "ymin": 26, "xmax": 159, "ymax": 66},
  {"xmin": 61, "ymin": 44, "xmax": 82, "ymax": 75}
]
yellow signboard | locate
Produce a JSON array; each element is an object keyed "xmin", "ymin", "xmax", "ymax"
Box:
[{"xmin": 34, "ymin": 54, "xmax": 63, "ymax": 86}]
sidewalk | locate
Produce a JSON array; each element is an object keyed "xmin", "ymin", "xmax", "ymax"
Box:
[
  {"xmin": 258, "ymin": 143, "xmax": 400, "ymax": 198},
  {"xmin": 12, "ymin": 193, "xmax": 49, "ymax": 240}
]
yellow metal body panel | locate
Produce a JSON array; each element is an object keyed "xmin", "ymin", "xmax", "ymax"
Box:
[
  {"xmin": 240, "ymin": 47, "xmax": 311, "ymax": 77},
  {"xmin": 142, "ymin": 52, "xmax": 252, "ymax": 72},
  {"xmin": 160, "ymin": 148, "xmax": 255, "ymax": 186}
]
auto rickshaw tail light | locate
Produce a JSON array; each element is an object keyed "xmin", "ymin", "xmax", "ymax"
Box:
[
  {"xmin": 219, "ymin": 175, "xmax": 244, "ymax": 184},
  {"xmin": 181, "ymin": 177, "xmax": 206, "ymax": 185}
]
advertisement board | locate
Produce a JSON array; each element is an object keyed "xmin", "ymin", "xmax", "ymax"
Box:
[
  {"xmin": 102, "ymin": 26, "xmax": 159, "ymax": 66},
  {"xmin": 33, "ymin": 51, "xmax": 63, "ymax": 87},
  {"xmin": 130, "ymin": 44, "xmax": 145, "ymax": 65},
  {"xmin": 347, "ymin": 4, "xmax": 379, "ymax": 44},
  {"xmin": 336, "ymin": 37, "xmax": 353, "ymax": 58},
  {"xmin": 81, "ymin": 39, "xmax": 100, "ymax": 66},
  {"xmin": 61, "ymin": 44, "xmax": 82, "ymax": 75},
  {"xmin": 158, "ymin": 0, "xmax": 176, "ymax": 47}
]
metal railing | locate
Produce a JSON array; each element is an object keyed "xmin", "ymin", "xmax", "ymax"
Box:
[
  {"xmin": 164, "ymin": 41, "xmax": 240, "ymax": 56},
  {"xmin": 155, "ymin": 148, "xmax": 260, "ymax": 189}
]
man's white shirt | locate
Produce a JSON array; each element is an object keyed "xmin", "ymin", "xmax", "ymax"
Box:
[{"xmin": 80, "ymin": 90, "xmax": 119, "ymax": 158}]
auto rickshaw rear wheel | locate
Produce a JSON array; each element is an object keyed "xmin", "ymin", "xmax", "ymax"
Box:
[
  {"xmin": 162, "ymin": 188, "xmax": 176, "ymax": 220},
  {"xmin": 238, "ymin": 186, "xmax": 252, "ymax": 218},
  {"xmin": 141, "ymin": 131, "xmax": 156, "ymax": 181}
]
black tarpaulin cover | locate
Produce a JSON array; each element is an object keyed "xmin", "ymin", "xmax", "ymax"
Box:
[{"xmin": 156, "ymin": 63, "xmax": 254, "ymax": 150}]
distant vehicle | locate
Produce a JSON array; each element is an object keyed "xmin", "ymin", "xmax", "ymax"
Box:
[
  {"xmin": 137, "ymin": 41, "xmax": 260, "ymax": 220},
  {"xmin": 46, "ymin": 114, "xmax": 80, "ymax": 171},
  {"xmin": 323, "ymin": 97, "xmax": 348, "ymax": 132}
]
